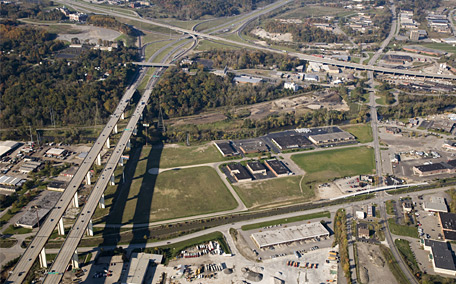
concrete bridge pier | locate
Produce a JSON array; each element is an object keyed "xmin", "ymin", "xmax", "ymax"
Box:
[
  {"xmin": 114, "ymin": 124, "xmax": 118, "ymax": 134},
  {"xmin": 126, "ymin": 139, "xmax": 131, "ymax": 150},
  {"xmin": 97, "ymin": 153, "xmax": 102, "ymax": 166},
  {"xmin": 57, "ymin": 218, "xmax": 65, "ymax": 236},
  {"xmin": 86, "ymin": 219, "xmax": 94, "ymax": 236},
  {"xmin": 121, "ymin": 112, "xmax": 125, "ymax": 120},
  {"xmin": 110, "ymin": 173, "xmax": 115, "ymax": 186},
  {"xmin": 72, "ymin": 249, "xmax": 79, "ymax": 269},
  {"xmin": 119, "ymin": 157, "xmax": 124, "ymax": 167},
  {"xmin": 86, "ymin": 172, "xmax": 91, "ymax": 186},
  {"xmin": 99, "ymin": 194, "xmax": 105, "ymax": 209},
  {"xmin": 106, "ymin": 137, "xmax": 110, "ymax": 149},
  {"xmin": 72, "ymin": 192, "xmax": 79, "ymax": 208},
  {"xmin": 39, "ymin": 248, "xmax": 47, "ymax": 268}
]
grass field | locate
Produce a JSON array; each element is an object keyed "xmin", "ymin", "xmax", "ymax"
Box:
[
  {"xmin": 379, "ymin": 244, "xmax": 410, "ymax": 284},
  {"xmin": 233, "ymin": 175, "xmax": 315, "ymax": 208},
  {"xmin": 394, "ymin": 239, "xmax": 420, "ymax": 276},
  {"xmin": 3, "ymin": 225, "xmax": 32, "ymax": 235},
  {"xmin": 341, "ymin": 124, "xmax": 373, "ymax": 143},
  {"xmin": 195, "ymin": 39, "xmax": 244, "ymax": 51},
  {"xmin": 0, "ymin": 238, "xmax": 17, "ymax": 248},
  {"xmin": 150, "ymin": 143, "xmax": 226, "ymax": 168},
  {"xmin": 386, "ymin": 200, "xmax": 396, "ymax": 215},
  {"xmin": 107, "ymin": 147, "xmax": 237, "ymax": 224},
  {"xmin": 291, "ymin": 146, "xmax": 375, "ymax": 177},
  {"xmin": 419, "ymin": 42, "xmax": 456, "ymax": 53},
  {"xmin": 388, "ymin": 218, "xmax": 418, "ymax": 238},
  {"xmin": 241, "ymin": 211, "xmax": 330, "ymax": 231}
]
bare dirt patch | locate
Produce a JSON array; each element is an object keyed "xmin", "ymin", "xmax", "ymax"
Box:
[
  {"xmin": 57, "ymin": 25, "xmax": 121, "ymax": 44},
  {"xmin": 251, "ymin": 27, "xmax": 293, "ymax": 42},
  {"xmin": 357, "ymin": 242, "xmax": 398, "ymax": 284}
]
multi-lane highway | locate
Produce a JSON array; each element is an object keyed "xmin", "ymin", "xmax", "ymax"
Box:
[{"xmin": 60, "ymin": 0, "xmax": 456, "ymax": 80}]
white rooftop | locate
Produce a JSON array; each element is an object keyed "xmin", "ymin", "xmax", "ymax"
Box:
[
  {"xmin": 424, "ymin": 196, "xmax": 448, "ymax": 213},
  {"xmin": 46, "ymin": 148, "xmax": 66, "ymax": 156},
  {"xmin": 251, "ymin": 222, "xmax": 329, "ymax": 248},
  {"xmin": 0, "ymin": 140, "xmax": 20, "ymax": 157},
  {"xmin": 0, "ymin": 175, "xmax": 25, "ymax": 187},
  {"xmin": 124, "ymin": 253, "xmax": 162, "ymax": 284}
]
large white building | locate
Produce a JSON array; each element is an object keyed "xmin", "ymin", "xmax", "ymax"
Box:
[
  {"xmin": 0, "ymin": 140, "xmax": 20, "ymax": 158},
  {"xmin": 423, "ymin": 196, "xmax": 448, "ymax": 213},
  {"xmin": 251, "ymin": 222, "xmax": 329, "ymax": 249},
  {"xmin": 422, "ymin": 239, "xmax": 456, "ymax": 276},
  {"xmin": 123, "ymin": 253, "xmax": 163, "ymax": 284}
]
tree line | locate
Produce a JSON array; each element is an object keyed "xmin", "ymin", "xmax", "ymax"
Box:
[
  {"xmin": 87, "ymin": 15, "xmax": 139, "ymax": 36},
  {"xmin": 139, "ymin": 0, "xmax": 274, "ymax": 20},
  {"xmin": 263, "ymin": 21, "xmax": 346, "ymax": 43},
  {"xmin": 194, "ymin": 49, "xmax": 306, "ymax": 71},
  {"xmin": 0, "ymin": 21, "xmax": 138, "ymax": 129}
]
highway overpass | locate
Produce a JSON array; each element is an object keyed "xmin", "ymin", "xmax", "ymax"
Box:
[{"xmin": 132, "ymin": 62, "xmax": 176, "ymax": 67}]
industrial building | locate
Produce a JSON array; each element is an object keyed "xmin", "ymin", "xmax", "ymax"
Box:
[
  {"xmin": 308, "ymin": 132, "xmax": 355, "ymax": 146},
  {"xmin": 246, "ymin": 161, "xmax": 267, "ymax": 175},
  {"xmin": 45, "ymin": 148, "xmax": 68, "ymax": 158},
  {"xmin": 123, "ymin": 253, "xmax": 163, "ymax": 284},
  {"xmin": 0, "ymin": 175, "xmax": 26, "ymax": 192},
  {"xmin": 264, "ymin": 159, "xmax": 289, "ymax": 177},
  {"xmin": 251, "ymin": 222, "xmax": 330, "ymax": 249},
  {"xmin": 15, "ymin": 191, "xmax": 62, "ymax": 229},
  {"xmin": 358, "ymin": 223, "xmax": 369, "ymax": 238},
  {"xmin": 0, "ymin": 140, "xmax": 21, "ymax": 158},
  {"xmin": 237, "ymin": 139, "xmax": 269, "ymax": 155},
  {"xmin": 226, "ymin": 163, "xmax": 252, "ymax": 182},
  {"xmin": 423, "ymin": 196, "xmax": 448, "ymax": 213},
  {"xmin": 413, "ymin": 163, "xmax": 449, "ymax": 176},
  {"xmin": 214, "ymin": 141, "xmax": 238, "ymax": 157},
  {"xmin": 422, "ymin": 239, "xmax": 456, "ymax": 276},
  {"xmin": 47, "ymin": 180, "xmax": 68, "ymax": 192},
  {"xmin": 60, "ymin": 167, "xmax": 78, "ymax": 178},
  {"xmin": 233, "ymin": 76, "xmax": 262, "ymax": 85},
  {"xmin": 271, "ymin": 134, "xmax": 312, "ymax": 150},
  {"xmin": 19, "ymin": 160, "xmax": 42, "ymax": 174},
  {"xmin": 438, "ymin": 212, "xmax": 456, "ymax": 241}
]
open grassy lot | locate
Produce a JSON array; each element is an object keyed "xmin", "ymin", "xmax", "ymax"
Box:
[
  {"xmin": 277, "ymin": 5, "xmax": 354, "ymax": 19},
  {"xmin": 233, "ymin": 175, "xmax": 315, "ymax": 208},
  {"xmin": 379, "ymin": 244, "xmax": 410, "ymax": 284},
  {"xmin": 150, "ymin": 143, "xmax": 226, "ymax": 168},
  {"xmin": 3, "ymin": 225, "xmax": 32, "ymax": 235},
  {"xmin": 419, "ymin": 42, "xmax": 456, "ymax": 53},
  {"xmin": 195, "ymin": 39, "xmax": 244, "ymax": 51},
  {"xmin": 291, "ymin": 146, "xmax": 375, "ymax": 177},
  {"xmin": 241, "ymin": 211, "xmax": 330, "ymax": 231},
  {"xmin": 388, "ymin": 218, "xmax": 418, "ymax": 238},
  {"xmin": 107, "ymin": 147, "xmax": 237, "ymax": 224},
  {"xmin": 341, "ymin": 124, "xmax": 373, "ymax": 143},
  {"xmin": 394, "ymin": 239, "xmax": 420, "ymax": 277}
]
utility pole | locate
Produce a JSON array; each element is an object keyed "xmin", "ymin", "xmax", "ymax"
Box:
[{"xmin": 29, "ymin": 125, "xmax": 33, "ymax": 144}]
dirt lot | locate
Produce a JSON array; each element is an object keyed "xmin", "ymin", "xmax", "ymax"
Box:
[
  {"xmin": 58, "ymin": 25, "xmax": 121, "ymax": 44},
  {"xmin": 356, "ymin": 242, "xmax": 398, "ymax": 284},
  {"xmin": 251, "ymin": 27, "xmax": 293, "ymax": 42}
]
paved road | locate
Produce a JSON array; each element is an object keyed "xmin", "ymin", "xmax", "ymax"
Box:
[
  {"xmin": 58, "ymin": 0, "xmax": 456, "ymax": 80},
  {"xmin": 368, "ymin": 2, "xmax": 397, "ymax": 66}
]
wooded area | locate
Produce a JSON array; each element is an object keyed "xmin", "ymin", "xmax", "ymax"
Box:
[{"xmin": 263, "ymin": 21, "xmax": 346, "ymax": 43}]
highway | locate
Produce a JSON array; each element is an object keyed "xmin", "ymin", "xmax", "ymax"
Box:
[
  {"xmin": 60, "ymin": 0, "xmax": 456, "ymax": 80},
  {"xmin": 5, "ymin": 72, "xmax": 143, "ymax": 284},
  {"xmin": 41, "ymin": 36, "xmax": 198, "ymax": 283}
]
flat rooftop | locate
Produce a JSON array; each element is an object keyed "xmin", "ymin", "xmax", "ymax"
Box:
[
  {"xmin": 415, "ymin": 163, "xmax": 447, "ymax": 172},
  {"xmin": 272, "ymin": 134, "xmax": 312, "ymax": 149},
  {"xmin": 440, "ymin": 212, "xmax": 456, "ymax": 231},
  {"xmin": 247, "ymin": 161, "xmax": 266, "ymax": 171},
  {"xmin": 46, "ymin": 148, "xmax": 66, "ymax": 156},
  {"xmin": 424, "ymin": 239, "xmax": 456, "ymax": 271},
  {"xmin": 424, "ymin": 196, "xmax": 448, "ymax": 212},
  {"xmin": 251, "ymin": 222, "xmax": 329, "ymax": 248},
  {"xmin": 214, "ymin": 142, "xmax": 237, "ymax": 156},
  {"xmin": 0, "ymin": 140, "xmax": 20, "ymax": 157},
  {"xmin": 265, "ymin": 159, "xmax": 288, "ymax": 175},
  {"xmin": 126, "ymin": 253, "xmax": 163, "ymax": 284}
]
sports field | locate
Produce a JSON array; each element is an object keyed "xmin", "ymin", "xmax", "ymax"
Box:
[
  {"xmin": 106, "ymin": 146, "xmax": 237, "ymax": 224},
  {"xmin": 291, "ymin": 146, "xmax": 375, "ymax": 177},
  {"xmin": 234, "ymin": 175, "xmax": 315, "ymax": 209}
]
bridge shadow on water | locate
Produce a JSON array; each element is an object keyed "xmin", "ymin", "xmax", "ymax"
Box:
[{"xmin": 86, "ymin": 139, "xmax": 163, "ymax": 283}]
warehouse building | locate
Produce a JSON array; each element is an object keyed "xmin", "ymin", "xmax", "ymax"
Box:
[
  {"xmin": 15, "ymin": 191, "xmax": 61, "ymax": 229},
  {"xmin": 246, "ymin": 161, "xmax": 267, "ymax": 175},
  {"xmin": 0, "ymin": 175, "xmax": 26, "ymax": 192},
  {"xmin": 413, "ymin": 163, "xmax": 449, "ymax": 176},
  {"xmin": 19, "ymin": 160, "xmax": 42, "ymax": 174},
  {"xmin": 47, "ymin": 180, "xmax": 68, "ymax": 192},
  {"xmin": 237, "ymin": 140, "xmax": 269, "ymax": 155},
  {"xmin": 0, "ymin": 141, "xmax": 21, "ymax": 158},
  {"xmin": 123, "ymin": 253, "xmax": 163, "ymax": 284},
  {"xmin": 422, "ymin": 239, "xmax": 456, "ymax": 276},
  {"xmin": 439, "ymin": 212, "xmax": 456, "ymax": 241},
  {"xmin": 60, "ymin": 166, "xmax": 78, "ymax": 178},
  {"xmin": 308, "ymin": 132, "xmax": 355, "ymax": 146},
  {"xmin": 226, "ymin": 163, "xmax": 252, "ymax": 182},
  {"xmin": 423, "ymin": 196, "xmax": 448, "ymax": 213},
  {"xmin": 358, "ymin": 223, "xmax": 369, "ymax": 238},
  {"xmin": 271, "ymin": 134, "xmax": 312, "ymax": 150},
  {"xmin": 264, "ymin": 159, "xmax": 289, "ymax": 177},
  {"xmin": 45, "ymin": 148, "xmax": 68, "ymax": 158},
  {"xmin": 214, "ymin": 141, "xmax": 238, "ymax": 157},
  {"xmin": 251, "ymin": 222, "xmax": 329, "ymax": 249}
]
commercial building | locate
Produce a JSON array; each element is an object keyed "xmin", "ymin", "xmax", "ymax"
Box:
[
  {"xmin": 251, "ymin": 222, "xmax": 329, "ymax": 249},
  {"xmin": 214, "ymin": 141, "xmax": 238, "ymax": 157},
  {"xmin": 356, "ymin": 211, "xmax": 365, "ymax": 219},
  {"xmin": 47, "ymin": 180, "xmax": 68, "ymax": 192},
  {"xmin": 0, "ymin": 140, "xmax": 21, "ymax": 158},
  {"xmin": 226, "ymin": 163, "xmax": 252, "ymax": 182},
  {"xmin": 19, "ymin": 160, "xmax": 42, "ymax": 174},
  {"xmin": 382, "ymin": 54, "xmax": 413, "ymax": 64},
  {"xmin": 233, "ymin": 76, "xmax": 262, "ymax": 85},
  {"xmin": 284, "ymin": 82, "xmax": 299, "ymax": 91},
  {"xmin": 438, "ymin": 212, "xmax": 456, "ymax": 241},
  {"xmin": 423, "ymin": 196, "xmax": 448, "ymax": 213},
  {"xmin": 402, "ymin": 200, "xmax": 413, "ymax": 213},
  {"xmin": 246, "ymin": 161, "xmax": 267, "ymax": 175},
  {"xmin": 413, "ymin": 163, "xmax": 449, "ymax": 176},
  {"xmin": 264, "ymin": 159, "xmax": 289, "ymax": 177},
  {"xmin": 271, "ymin": 134, "xmax": 312, "ymax": 150},
  {"xmin": 123, "ymin": 253, "xmax": 163, "ymax": 284},
  {"xmin": 0, "ymin": 175, "xmax": 26, "ymax": 192},
  {"xmin": 15, "ymin": 191, "xmax": 62, "ymax": 229},
  {"xmin": 60, "ymin": 166, "xmax": 78, "ymax": 178},
  {"xmin": 308, "ymin": 132, "xmax": 355, "ymax": 145},
  {"xmin": 304, "ymin": 74, "xmax": 319, "ymax": 82},
  {"xmin": 46, "ymin": 148, "xmax": 68, "ymax": 158},
  {"xmin": 367, "ymin": 205, "xmax": 374, "ymax": 217},
  {"xmin": 422, "ymin": 239, "xmax": 456, "ymax": 276},
  {"xmin": 237, "ymin": 140, "xmax": 269, "ymax": 155},
  {"xmin": 358, "ymin": 223, "xmax": 369, "ymax": 238}
]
